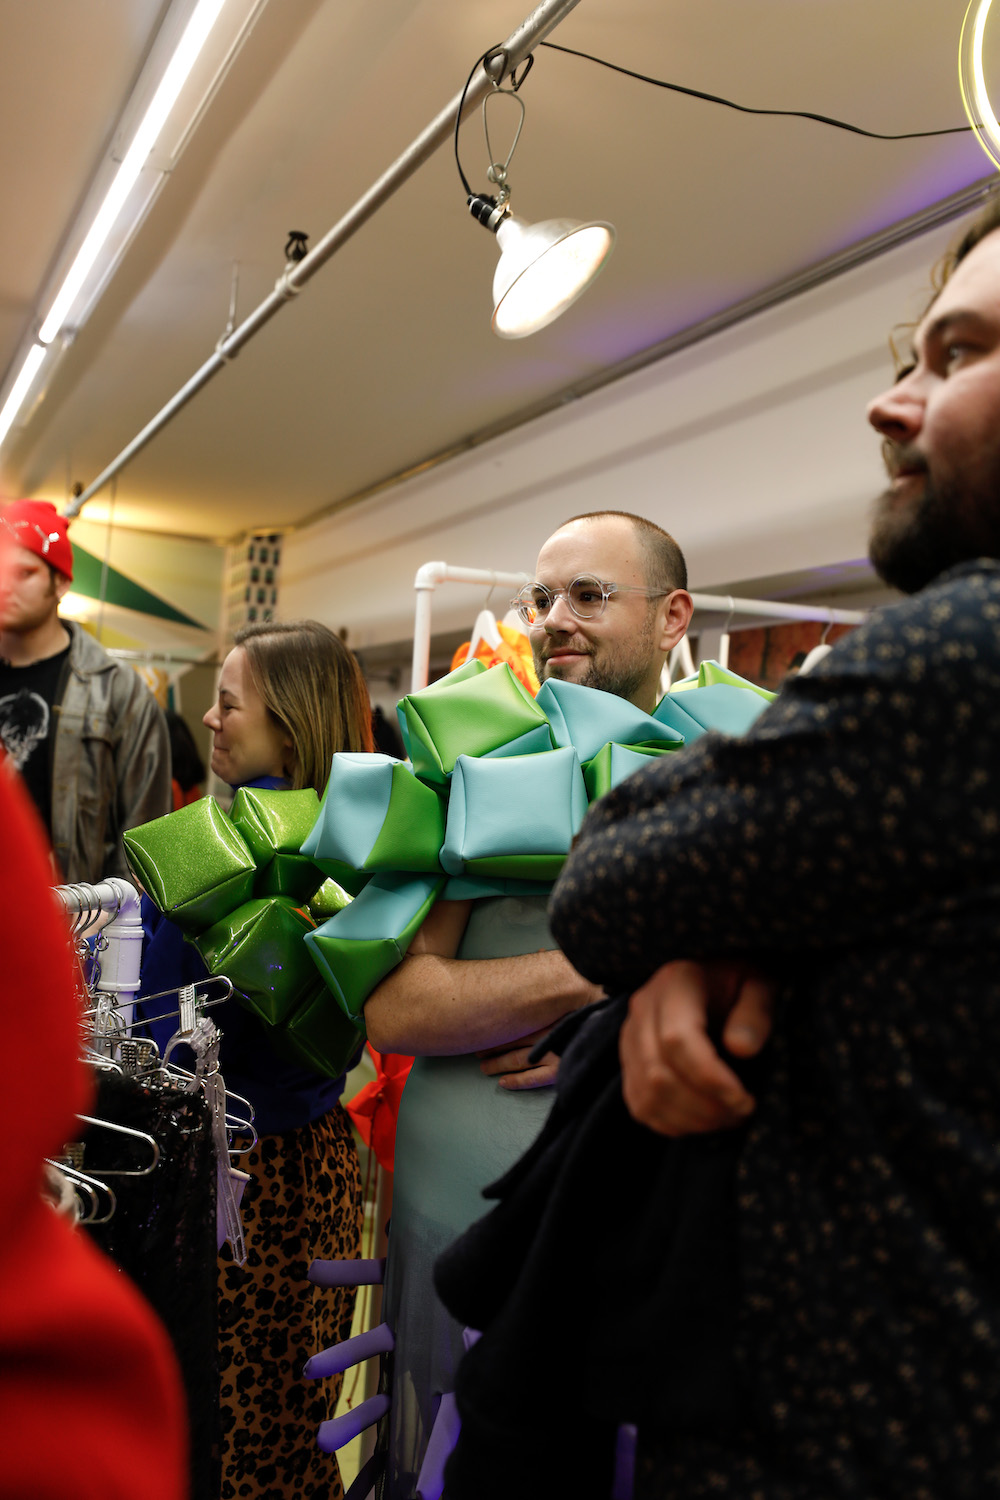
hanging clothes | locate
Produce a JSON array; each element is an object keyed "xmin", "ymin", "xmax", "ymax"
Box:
[
  {"xmin": 450, "ymin": 611, "xmax": 540, "ymax": 695},
  {"xmin": 86, "ymin": 1070, "xmax": 220, "ymax": 1500}
]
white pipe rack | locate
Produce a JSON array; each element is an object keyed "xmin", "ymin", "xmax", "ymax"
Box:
[
  {"xmin": 56, "ymin": 877, "xmax": 144, "ymax": 1030},
  {"xmin": 411, "ymin": 561, "xmax": 530, "ymax": 692},
  {"xmin": 409, "ymin": 559, "xmax": 869, "ymax": 691}
]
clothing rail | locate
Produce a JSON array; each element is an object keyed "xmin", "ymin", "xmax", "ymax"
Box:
[
  {"xmin": 689, "ymin": 592, "xmax": 867, "ymax": 627},
  {"xmin": 411, "ymin": 562, "xmax": 530, "ymax": 692},
  {"xmin": 409, "ymin": 561, "xmax": 869, "ymax": 691},
  {"xmin": 105, "ymin": 647, "xmax": 218, "ymax": 665},
  {"xmin": 55, "ymin": 878, "xmax": 143, "ymax": 1030}
]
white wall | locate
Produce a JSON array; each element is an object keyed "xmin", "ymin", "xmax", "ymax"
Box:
[{"xmin": 281, "ymin": 219, "xmax": 954, "ymax": 651}]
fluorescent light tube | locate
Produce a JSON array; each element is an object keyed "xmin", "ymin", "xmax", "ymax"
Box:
[
  {"xmin": 0, "ymin": 344, "xmax": 47, "ymax": 448},
  {"xmin": 37, "ymin": 0, "xmax": 227, "ymax": 345}
]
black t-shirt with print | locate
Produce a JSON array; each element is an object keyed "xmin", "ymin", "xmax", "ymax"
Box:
[{"xmin": 0, "ymin": 644, "xmax": 70, "ymax": 835}]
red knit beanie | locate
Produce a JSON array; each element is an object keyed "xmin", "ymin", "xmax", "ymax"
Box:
[{"xmin": 0, "ymin": 499, "xmax": 73, "ymax": 580}]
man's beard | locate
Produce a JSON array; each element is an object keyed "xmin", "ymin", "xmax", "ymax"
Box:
[
  {"xmin": 532, "ymin": 612, "xmax": 658, "ymax": 703},
  {"xmin": 0, "ymin": 565, "xmax": 60, "ymax": 634},
  {"xmin": 869, "ymin": 444, "xmax": 1000, "ymax": 594}
]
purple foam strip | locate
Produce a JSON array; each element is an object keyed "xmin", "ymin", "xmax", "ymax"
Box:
[
  {"xmin": 611, "ymin": 1423, "xmax": 637, "ymax": 1500},
  {"xmin": 317, "ymin": 1393, "xmax": 391, "ymax": 1453},
  {"xmin": 414, "ymin": 1391, "xmax": 461, "ymax": 1500},
  {"xmin": 308, "ymin": 1256, "xmax": 386, "ymax": 1288},
  {"xmin": 304, "ymin": 1321, "xmax": 395, "ymax": 1379}
]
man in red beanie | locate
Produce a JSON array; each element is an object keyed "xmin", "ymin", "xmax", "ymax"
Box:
[{"xmin": 0, "ymin": 498, "xmax": 171, "ymax": 883}]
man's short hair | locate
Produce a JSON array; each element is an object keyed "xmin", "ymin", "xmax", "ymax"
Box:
[
  {"xmin": 558, "ymin": 510, "xmax": 688, "ymax": 592},
  {"xmin": 951, "ymin": 193, "xmax": 1000, "ymax": 271},
  {"xmin": 919, "ymin": 193, "xmax": 1000, "ymax": 321},
  {"xmin": 891, "ymin": 195, "xmax": 1000, "ymax": 371}
]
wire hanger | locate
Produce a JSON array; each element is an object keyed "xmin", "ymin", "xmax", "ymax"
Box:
[
  {"xmin": 45, "ymin": 1158, "xmax": 117, "ymax": 1225},
  {"xmin": 668, "ymin": 634, "xmax": 697, "ymax": 681},
  {"xmin": 463, "ymin": 605, "xmax": 503, "ymax": 663},
  {"xmin": 799, "ymin": 616, "xmax": 836, "ymax": 675},
  {"xmin": 127, "ymin": 974, "xmax": 233, "ymax": 1033},
  {"xmin": 718, "ymin": 596, "xmax": 736, "ymax": 670},
  {"xmin": 74, "ymin": 1114, "xmax": 160, "ymax": 1176}
]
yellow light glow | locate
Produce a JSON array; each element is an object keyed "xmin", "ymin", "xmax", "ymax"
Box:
[
  {"xmin": 59, "ymin": 592, "xmax": 102, "ymax": 621},
  {"xmin": 960, "ymin": 0, "xmax": 1000, "ymax": 170}
]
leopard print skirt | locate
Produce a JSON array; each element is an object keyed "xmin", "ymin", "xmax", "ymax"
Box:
[{"xmin": 219, "ymin": 1103, "xmax": 363, "ymax": 1500}]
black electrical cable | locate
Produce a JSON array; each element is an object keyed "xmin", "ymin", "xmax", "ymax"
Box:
[
  {"xmin": 455, "ymin": 48, "xmax": 499, "ymax": 198},
  {"xmin": 455, "ymin": 36, "xmax": 974, "ymax": 206},
  {"xmin": 454, "ymin": 46, "xmax": 536, "ymax": 201},
  {"xmin": 538, "ymin": 39, "xmax": 973, "ymax": 141}
]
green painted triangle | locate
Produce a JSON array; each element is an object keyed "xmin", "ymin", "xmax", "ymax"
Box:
[{"xmin": 70, "ymin": 544, "xmax": 206, "ymax": 628}]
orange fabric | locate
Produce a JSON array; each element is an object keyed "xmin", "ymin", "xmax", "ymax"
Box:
[
  {"xmin": 0, "ymin": 763, "xmax": 188, "ymax": 1500},
  {"xmin": 344, "ymin": 1044, "xmax": 413, "ymax": 1173},
  {"xmin": 450, "ymin": 620, "xmax": 540, "ymax": 696},
  {"xmin": 172, "ymin": 778, "xmax": 203, "ymax": 812}
]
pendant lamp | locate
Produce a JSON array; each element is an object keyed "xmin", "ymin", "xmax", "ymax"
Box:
[
  {"xmin": 490, "ymin": 212, "xmax": 615, "ymax": 338},
  {"xmin": 459, "ymin": 59, "xmax": 615, "ymax": 338}
]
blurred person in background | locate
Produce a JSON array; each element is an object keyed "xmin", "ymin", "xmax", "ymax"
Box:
[
  {"xmin": 165, "ymin": 707, "xmax": 206, "ymax": 810},
  {"xmin": 0, "ymin": 498, "xmax": 171, "ymax": 883}
]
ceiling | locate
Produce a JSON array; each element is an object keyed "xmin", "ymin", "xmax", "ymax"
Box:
[{"xmin": 0, "ymin": 0, "xmax": 994, "ymax": 543}]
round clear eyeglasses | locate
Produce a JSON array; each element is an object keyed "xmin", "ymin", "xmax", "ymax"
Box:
[{"xmin": 511, "ymin": 574, "xmax": 666, "ymax": 627}]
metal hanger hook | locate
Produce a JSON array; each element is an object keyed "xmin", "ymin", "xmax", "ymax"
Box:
[
  {"xmin": 723, "ymin": 595, "xmax": 736, "ymax": 636},
  {"xmin": 483, "ymin": 88, "xmax": 526, "ymax": 194}
]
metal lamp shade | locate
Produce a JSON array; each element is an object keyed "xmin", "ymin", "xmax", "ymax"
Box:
[{"xmin": 491, "ymin": 214, "xmax": 615, "ymax": 338}]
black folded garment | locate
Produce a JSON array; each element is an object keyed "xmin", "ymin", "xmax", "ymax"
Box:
[{"xmin": 434, "ymin": 996, "xmax": 752, "ymax": 1500}]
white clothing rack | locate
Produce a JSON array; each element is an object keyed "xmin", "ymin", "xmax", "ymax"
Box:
[
  {"xmin": 409, "ymin": 560, "xmax": 869, "ymax": 692},
  {"xmin": 105, "ymin": 647, "xmax": 216, "ymax": 665},
  {"xmin": 55, "ymin": 877, "xmax": 143, "ymax": 1031}
]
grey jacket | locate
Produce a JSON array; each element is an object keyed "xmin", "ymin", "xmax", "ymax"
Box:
[{"xmin": 51, "ymin": 624, "xmax": 171, "ymax": 884}]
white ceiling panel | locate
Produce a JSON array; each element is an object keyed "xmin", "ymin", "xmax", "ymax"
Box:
[{"xmin": 0, "ymin": 0, "xmax": 993, "ymax": 544}]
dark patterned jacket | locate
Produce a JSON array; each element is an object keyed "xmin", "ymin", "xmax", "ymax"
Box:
[
  {"xmin": 51, "ymin": 623, "xmax": 171, "ymax": 884},
  {"xmin": 549, "ymin": 558, "xmax": 1000, "ymax": 1499}
]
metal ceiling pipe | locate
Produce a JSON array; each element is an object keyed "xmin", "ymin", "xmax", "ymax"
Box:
[{"xmin": 64, "ymin": 0, "xmax": 584, "ymax": 518}]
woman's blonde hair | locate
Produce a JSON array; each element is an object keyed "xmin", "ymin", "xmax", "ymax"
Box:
[{"xmin": 233, "ymin": 620, "xmax": 373, "ymax": 796}]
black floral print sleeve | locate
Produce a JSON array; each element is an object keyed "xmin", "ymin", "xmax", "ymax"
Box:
[
  {"xmin": 549, "ymin": 559, "xmax": 1000, "ymax": 1500},
  {"xmin": 551, "ymin": 559, "xmax": 1000, "ymax": 988}
]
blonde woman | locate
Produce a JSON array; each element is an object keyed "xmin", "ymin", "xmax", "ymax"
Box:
[{"xmin": 142, "ymin": 620, "xmax": 373, "ymax": 1500}]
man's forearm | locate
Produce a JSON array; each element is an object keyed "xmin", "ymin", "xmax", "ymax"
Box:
[{"xmin": 363, "ymin": 947, "xmax": 598, "ymax": 1056}]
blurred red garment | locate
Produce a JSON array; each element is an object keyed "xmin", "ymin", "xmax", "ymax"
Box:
[
  {"xmin": 0, "ymin": 763, "xmax": 188, "ymax": 1500},
  {"xmin": 172, "ymin": 778, "xmax": 203, "ymax": 811},
  {"xmin": 344, "ymin": 1043, "xmax": 413, "ymax": 1173}
]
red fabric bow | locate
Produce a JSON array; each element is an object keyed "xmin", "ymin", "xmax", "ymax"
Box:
[{"xmin": 344, "ymin": 1044, "xmax": 413, "ymax": 1172}]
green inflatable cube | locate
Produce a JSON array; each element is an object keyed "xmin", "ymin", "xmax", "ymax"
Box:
[{"xmin": 123, "ymin": 798, "xmax": 256, "ymax": 935}]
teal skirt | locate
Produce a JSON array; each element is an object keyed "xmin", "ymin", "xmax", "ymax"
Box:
[{"xmin": 381, "ymin": 896, "xmax": 557, "ymax": 1499}]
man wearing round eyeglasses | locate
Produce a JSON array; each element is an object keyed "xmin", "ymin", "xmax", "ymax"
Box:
[
  {"xmin": 365, "ymin": 509, "xmax": 693, "ymax": 1079},
  {"xmin": 517, "ymin": 509, "xmax": 693, "ymax": 711},
  {"xmin": 364, "ymin": 509, "xmax": 692, "ymax": 1499}
]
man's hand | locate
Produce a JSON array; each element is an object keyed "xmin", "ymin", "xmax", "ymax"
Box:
[
  {"xmin": 477, "ymin": 1025, "xmax": 563, "ymax": 1090},
  {"xmin": 619, "ymin": 959, "xmax": 774, "ymax": 1136}
]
